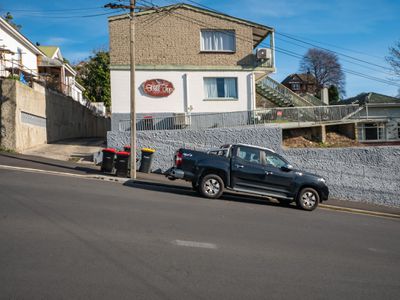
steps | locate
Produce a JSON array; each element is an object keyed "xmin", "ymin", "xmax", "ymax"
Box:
[{"xmin": 256, "ymin": 76, "xmax": 317, "ymax": 107}]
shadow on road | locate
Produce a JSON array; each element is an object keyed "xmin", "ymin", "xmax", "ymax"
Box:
[
  {"xmin": 124, "ymin": 180, "xmax": 298, "ymax": 210},
  {"xmin": 0, "ymin": 152, "xmax": 99, "ymax": 175}
]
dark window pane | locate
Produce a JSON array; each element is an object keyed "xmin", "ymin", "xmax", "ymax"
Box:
[
  {"xmin": 365, "ymin": 126, "xmax": 378, "ymax": 140},
  {"xmin": 216, "ymin": 78, "xmax": 225, "ymax": 98}
]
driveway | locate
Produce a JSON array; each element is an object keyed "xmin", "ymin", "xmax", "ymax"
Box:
[{"xmin": 21, "ymin": 138, "xmax": 106, "ymax": 162}]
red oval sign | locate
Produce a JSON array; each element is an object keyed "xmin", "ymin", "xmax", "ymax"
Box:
[{"xmin": 142, "ymin": 79, "xmax": 174, "ymax": 97}]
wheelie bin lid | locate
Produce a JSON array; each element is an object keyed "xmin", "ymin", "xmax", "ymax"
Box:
[
  {"xmin": 116, "ymin": 151, "xmax": 130, "ymax": 157},
  {"xmin": 141, "ymin": 148, "xmax": 155, "ymax": 153},
  {"xmin": 102, "ymin": 148, "xmax": 117, "ymax": 153}
]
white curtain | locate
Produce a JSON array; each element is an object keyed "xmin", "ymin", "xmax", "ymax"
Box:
[
  {"xmin": 204, "ymin": 78, "xmax": 218, "ymax": 98},
  {"xmin": 224, "ymin": 78, "xmax": 237, "ymax": 98},
  {"xmin": 201, "ymin": 31, "xmax": 234, "ymax": 51}
]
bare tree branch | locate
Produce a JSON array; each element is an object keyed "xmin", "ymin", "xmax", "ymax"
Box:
[{"xmin": 300, "ymin": 48, "xmax": 346, "ymax": 97}]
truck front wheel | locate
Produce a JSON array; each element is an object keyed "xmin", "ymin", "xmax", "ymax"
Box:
[
  {"xmin": 296, "ymin": 187, "xmax": 320, "ymax": 211},
  {"xmin": 199, "ymin": 174, "xmax": 224, "ymax": 199}
]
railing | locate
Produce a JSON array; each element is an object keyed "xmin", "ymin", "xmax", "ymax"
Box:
[
  {"xmin": 118, "ymin": 104, "xmax": 360, "ymax": 131},
  {"xmin": 0, "ymin": 58, "xmax": 38, "ymax": 86},
  {"xmin": 300, "ymin": 93, "xmax": 326, "ymax": 106},
  {"xmin": 258, "ymin": 76, "xmax": 314, "ymax": 107}
]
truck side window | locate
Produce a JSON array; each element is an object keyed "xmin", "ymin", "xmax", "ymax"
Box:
[
  {"xmin": 264, "ymin": 151, "xmax": 287, "ymax": 168},
  {"xmin": 237, "ymin": 146, "xmax": 261, "ymax": 165}
]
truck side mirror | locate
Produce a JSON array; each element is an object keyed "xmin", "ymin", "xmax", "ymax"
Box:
[{"xmin": 281, "ymin": 164, "xmax": 293, "ymax": 172}]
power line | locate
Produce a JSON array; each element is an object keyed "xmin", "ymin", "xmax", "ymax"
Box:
[
  {"xmin": 273, "ymin": 47, "xmax": 400, "ymax": 87},
  {"xmin": 275, "ymin": 36, "xmax": 394, "ymax": 77},
  {"xmin": 276, "ymin": 31, "xmax": 391, "ymax": 71},
  {"xmin": 275, "ymin": 31, "xmax": 386, "ymax": 61},
  {"xmin": 0, "ymin": 6, "xmax": 105, "ymax": 13},
  {"xmin": 5, "ymin": 10, "xmax": 125, "ymax": 19},
  {"xmin": 134, "ymin": 0, "xmax": 400, "ymax": 88},
  {"xmin": 161, "ymin": 0, "xmax": 392, "ymax": 73}
]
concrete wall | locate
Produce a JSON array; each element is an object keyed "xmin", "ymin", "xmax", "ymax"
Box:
[
  {"xmin": 15, "ymin": 80, "xmax": 47, "ymax": 150},
  {"xmin": 45, "ymin": 88, "xmax": 110, "ymax": 143},
  {"xmin": 107, "ymin": 126, "xmax": 400, "ymax": 207},
  {"xmin": 1, "ymin": 79, "xmax": 110, "ymax": 151}
]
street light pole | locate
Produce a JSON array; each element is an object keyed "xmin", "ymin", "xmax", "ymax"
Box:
[{"xmin": 130, "ymin": 0, "xmax": 137, "ymax": 179}]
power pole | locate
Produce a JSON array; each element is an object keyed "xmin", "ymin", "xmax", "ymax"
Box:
[
  {"xmin": 129, "ymin": 0, "xmax": 137, "ymax": 180},
  {"xmin": 105, "ymin": 1, "xmax": 137, "ymax": 179}
]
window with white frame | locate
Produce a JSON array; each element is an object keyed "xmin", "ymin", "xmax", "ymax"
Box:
[
  {"xmin": 203, "ymin": 77, "xmax": 238, "ymax": 99},
  {"xmin": 200, "ymin": 30, "xmax": 235, "ymax": 52},
  {"xmin": 359, "ymin": 122, "xmax": 386, "ymax": 141},
  {"xmin": 291, "ymin": 83, "xmax": 301, "ymax": 90}
]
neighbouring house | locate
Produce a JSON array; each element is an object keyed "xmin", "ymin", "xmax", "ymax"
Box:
[
  {"xmin": 0, "ymin": 17, "xmax": 43, "ymax": 82},
  {"xmin": 281, "ymin": 73, "xmax": 317, "ymax": 95},
  {"xmin": 38, "ymin": 46, "xmax": 84, "ymax": 102},
  {"xmin": 0, "ymin": 17, "xmax": 85, "ymax": 103},
  {"xmin": 344, "ymin": 92, "xmax": 400, "ymax": 142},
  {"xmin": 108, "ymin": 3, "xmax": 276, "ymax": 131}
]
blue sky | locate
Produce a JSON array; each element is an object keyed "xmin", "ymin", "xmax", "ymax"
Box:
[{"xmin": 1, "ymin": 0, "xmax": 399, "ymax": 97}]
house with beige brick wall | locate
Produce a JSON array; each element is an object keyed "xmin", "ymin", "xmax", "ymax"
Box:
[{"xmin": 108, "ymin": 3, "xmax": 275, "ymax": 131}]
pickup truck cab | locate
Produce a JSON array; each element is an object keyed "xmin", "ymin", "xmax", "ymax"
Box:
[{"xmin": 166, "ymin": 144, "xmax": 329, "ymax": 211}]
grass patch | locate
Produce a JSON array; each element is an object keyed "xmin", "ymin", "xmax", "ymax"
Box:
[{"xmin": 0, "ymin": 146, "xmax": 16, "ymax": 153}]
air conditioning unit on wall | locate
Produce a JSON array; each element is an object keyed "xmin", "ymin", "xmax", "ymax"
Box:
[
  {"xmin": 256, "ymin": 48, "xmax": 272, "ymax": 61},
  {"xmin": 173, "ymin": 113, "xmax": 191, "ymax": 128}
]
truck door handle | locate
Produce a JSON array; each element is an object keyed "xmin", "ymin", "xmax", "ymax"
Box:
[
  {"xmin": 265, "ymin": 171, "xmax": 273, "ymax": 175},
  {"xmin": 235, "ymin": 164, "xmax": 244, "ymax": 169}
]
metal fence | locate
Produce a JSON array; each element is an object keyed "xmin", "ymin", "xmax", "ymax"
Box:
[{"xmin": 118, "ymin": 104, "xmax": 360, "ymax": 132}]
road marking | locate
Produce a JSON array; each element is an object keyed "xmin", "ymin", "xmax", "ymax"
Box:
[
  {"xmin": 173, "ymin": 240, "xmax": 217, "ymax": 249},
  {"xmin": 319, "ymin": 204, "xmax": 400, "ymax": 220}
]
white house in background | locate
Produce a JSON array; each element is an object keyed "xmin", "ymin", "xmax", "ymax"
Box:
[
  {"xmin": 0, "ymin": 17, "xmax": 43, "ymax": 79},
  {"xmin": 0, "ymin": 17, "xmax": 85, "ymax": 103},
  {"xmin": 108, "ymin": 3, "xmax": 275, "ymax": 131}
]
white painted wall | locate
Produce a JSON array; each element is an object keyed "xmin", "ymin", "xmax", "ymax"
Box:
[
  {"xmin": 0, "ymin": 25, "xmax": 39, "ymax": 75},
  {"xmin": 111, "ymin": 70, "xmax": 255, "ymax": 114}
]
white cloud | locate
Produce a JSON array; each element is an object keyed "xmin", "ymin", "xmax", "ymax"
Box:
[{"xmin": 45, "ymin": 37, "xmax": 74, "ymax": 46}]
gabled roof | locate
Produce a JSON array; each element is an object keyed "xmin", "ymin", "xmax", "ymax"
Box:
[
  {"xmin": 0, "ymin": 17, "xmax": 45, "ymax": 56},
  {"xmin": 38, "ymin": 45, "xmax": 75, "ymax": 76},
  {"xmin": 342, "ymin": 92, "xmax": 400, "ymax": 105},
  {"xmin": 109, "ymin": 3, "xmax": 273, "ymax": 48},
  {"xmin": 281, "ymin": 73, "xmax": 316, "ymax": 85},
  {"xmin": 38, "ymin": 46, "xmax": 59, "ymax": 59}
]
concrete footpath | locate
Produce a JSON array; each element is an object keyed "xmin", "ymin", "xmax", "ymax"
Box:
[{"xmin": 1, "ymin": 151, "xmax": 399, "ymax": 218}]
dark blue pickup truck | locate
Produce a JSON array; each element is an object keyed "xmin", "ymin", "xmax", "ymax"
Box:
[{"xmin": 166, "ymin": 144, "xmax": 329, "ymax": 211}]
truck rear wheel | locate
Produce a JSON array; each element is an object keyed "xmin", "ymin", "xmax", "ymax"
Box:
[{"xmin": 199, "ymin": 174, "xmax": 224, "ymax": 199}]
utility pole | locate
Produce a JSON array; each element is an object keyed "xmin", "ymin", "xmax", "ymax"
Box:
[
  {"xmin": 129, "ymin": 0, "xmax": 137, "ymax": 179},
  {"xmin": 105, "ymin": 0, "xmax": 137, "ymax": 179}
]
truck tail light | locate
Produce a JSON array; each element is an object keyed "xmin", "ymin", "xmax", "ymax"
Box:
[{"xmin": 175, "ymin": 151, "xmax": 183, "ymax": 167}]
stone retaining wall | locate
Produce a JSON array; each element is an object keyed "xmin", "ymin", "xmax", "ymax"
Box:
[{"xmin": 107, "ymin": 127, "xmax": 400, "ymax": 207}]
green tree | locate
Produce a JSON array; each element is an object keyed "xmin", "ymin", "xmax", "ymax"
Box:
[
  {"xmin": 3, "ymin": 12, "xmax": 22, "ymax": 31},
  {"xmin": 75, "ymin": 50, "xmax": 111, "ymax": 108},
  {"xmin": 328, "ymin": 85, "xmax": 340, "ymax": 104}
]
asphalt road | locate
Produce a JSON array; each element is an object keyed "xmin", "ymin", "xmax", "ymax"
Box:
[{"xmin": 1, "ymin": 170, "xmax": 399, "ymax": 300}]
